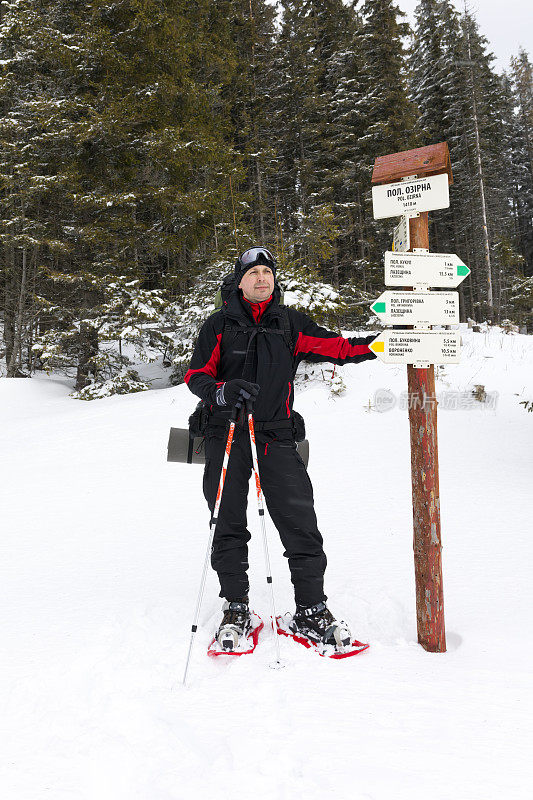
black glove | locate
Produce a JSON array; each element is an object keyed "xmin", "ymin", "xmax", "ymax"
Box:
[{"xmin": 216, "ymin": 379, "xmax": 260, "ymax": 407}]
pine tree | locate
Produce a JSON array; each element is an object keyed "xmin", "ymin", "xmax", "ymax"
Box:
[
  {"xmin": 0, "ymin": 0, "xmax": 242, "ymax": 386},
  {"xmin": 269, "ymin": 0, "xmax": 327, "ymax": 242},
  {"xmin": 416, "ymin": 5, "xmax": 522, "ymax": 323},
  {"xmin": 410, "ymin": 0, "xmax": 449, "ymax": 145},
  {"xmin": 269, "ymin": 2, "xmax": 375, "ymax": 291},
  {"xmin": 239, "ymin": 0, "xmax": 280, "ymax": 244},
  {"xmin": 356, "ymin": 0, "xmax": 418, "ymax": 288},
  {"xmin": 310, "ymin": 2, "xmax": 371, "ymax": 289},
  {"xmin": 409, "ymin": 1, "xmax": 460, "ymax": 258},
  {"xmin": 34, "ymin": 276, "xmax": 167, "ymax": 397},
  {"xmin": 510, "ymin": 48, "xmax": 533, "ymax": 275},
  {"xmin": 275, "ymin": 0, "xmax": 345, "ymax": 282},
  {"xmin": 358, "ymin": 0, "xmax": 417, "ymax": 158},
  {"xmin": 435, "ymin": 2, "xmax": 480, "ymax": 316},
  {"xmin": 200, "ymin": 0, "xmax": 280, "ymax": 254},
  {"xmin": 455, "ymin": 11, "xmax": 519, "ymax": 322}
]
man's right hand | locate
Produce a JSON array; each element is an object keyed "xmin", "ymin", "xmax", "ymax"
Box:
[{"xmin": 216, "ymin": 379, "xmax": 260, "ymax": 407}]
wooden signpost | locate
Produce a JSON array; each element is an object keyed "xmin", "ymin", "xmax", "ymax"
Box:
[{"xmin": 371, "ymin": 142, "xmax": 460, "ymax": 653}]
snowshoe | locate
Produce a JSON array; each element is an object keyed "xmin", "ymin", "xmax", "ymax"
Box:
[
  {"xmin": 276, "ymin": 601, "xmax": 369, "ymax": 659},
  {"xmin": 208, "ymin": 600, "xmax": 263, "ymax": 657},
  {"xmin": 292, "ymin": 601, "xmax": 351, "ymax": 646}
]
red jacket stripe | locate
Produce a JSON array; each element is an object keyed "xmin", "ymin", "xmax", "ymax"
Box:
[
  {"xmin": 295, "ymin": 332, "xmax": 371, "ymax": 360},
  {"xmin": 184, "ymin": 333, "xmax": 222, "ymax": 385}
]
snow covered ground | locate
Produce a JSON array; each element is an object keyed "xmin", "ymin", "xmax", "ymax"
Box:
[{"xmin": 1, "ymin": 324, "xmax": 532, "ymax": 800}]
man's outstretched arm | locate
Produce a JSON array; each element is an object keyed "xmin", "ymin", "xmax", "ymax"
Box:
[{"xmin": 291, "ymin": 308, "xmax": 378, "ymax": 366}]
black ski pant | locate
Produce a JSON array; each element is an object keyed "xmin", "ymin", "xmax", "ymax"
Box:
[{"xmin": 202, "ymin": 424, "xmax": 327, "ymax": 606}]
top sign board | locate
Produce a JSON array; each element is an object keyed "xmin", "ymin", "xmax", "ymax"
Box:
[{"xmin": 372, "ymin": 173, "xmax": 450, "ymax": 220}]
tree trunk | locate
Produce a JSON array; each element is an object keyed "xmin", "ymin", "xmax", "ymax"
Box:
[
  {"xmin": 75, "ymin": 322, "xmax": 99, "ymax": 390},
  {"xmin": 331, "ymin": 246, "xmax": 339, "ymax": 289},
  {"xmin": 7, "ymin": 202, "xmax": 28, "ymax": 377},
  {"xmin": 255, "ymin": 155, "xmax": 265, "ymax": 241},
  {"xmin": 464, "ymin": 27, "xmax": 493, "ymax": 318}
]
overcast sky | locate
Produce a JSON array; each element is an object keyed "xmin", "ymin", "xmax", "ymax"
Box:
[{"xmin": 395, "ymin": 0, "xmax": 530, "ymax": 73}]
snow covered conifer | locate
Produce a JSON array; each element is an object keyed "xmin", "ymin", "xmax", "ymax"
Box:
[
  {"xmin": 33, "ymin": 274, "xmax": 168, "ymax": 398},
  {"xmin": 509, "ymin": 49, "xmax": 533, "ymax": 276}
]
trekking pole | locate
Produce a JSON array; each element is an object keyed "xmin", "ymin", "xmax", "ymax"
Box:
[
  {"xmin": 182, "ymin": 407, "xmax": 239, "ymax": 686},
  {"xmin": 245, "ymin": 398, "xmax": 284, "ymax": 669}
]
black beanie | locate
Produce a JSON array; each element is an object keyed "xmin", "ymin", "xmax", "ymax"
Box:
[{"xmin": 234, "ymin": 247, "xmax": 276, "ymax": 285}]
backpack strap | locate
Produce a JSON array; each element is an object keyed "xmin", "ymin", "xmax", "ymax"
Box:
[
  {"xmin": 221, "ymin": 312, "xmax": 295, "ymax": 367},
  {"xmin": 279, "ymin": 305, "xmax": 295, "ymax": 357}
]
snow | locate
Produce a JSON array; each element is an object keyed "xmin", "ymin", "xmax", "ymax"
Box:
[{"xmin": 1, "ymin": 325, "xmax": 532, "ymax": 799}]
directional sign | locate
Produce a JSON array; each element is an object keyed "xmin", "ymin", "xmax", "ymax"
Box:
[
  {"xmin": 369, "ymin": 330, "xmax": 461, "ymax": 365},
  {"xmin": 372, "ymin": 173, "xmax": 449, "ymax": 220},
  {"xmin": 370, "ymin": 290, "xmax": 459, "ymax": 325},
  {"xmin": 392, "ymin": 215, "xmax": 410, "ymax": 252},
  {"xmin": 384, "ymin": 251, "xmax": 470, "ymax": 288}
]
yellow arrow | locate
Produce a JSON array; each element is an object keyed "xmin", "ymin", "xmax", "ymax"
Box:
[{"xmin": 369, "ymin": 340, "xmax": 385, "ymax": 353}]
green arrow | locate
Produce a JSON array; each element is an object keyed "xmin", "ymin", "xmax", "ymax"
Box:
[
  {"xmin": 372, "ymin": 302, "xmax": 386, "ymax": 314},
  {"xmin": 457, "ymin": 265, "xmax": 470, "ymax": 276}
]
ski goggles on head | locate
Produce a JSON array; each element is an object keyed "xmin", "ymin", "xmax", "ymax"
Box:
[{"xmin": 238, "ymin": 247, "xmax": 276, "ymax": 269}]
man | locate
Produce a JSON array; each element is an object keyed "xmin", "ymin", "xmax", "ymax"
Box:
[{"xmin": 185, "ymin": 246, "xmax": 376, "ymax": 651}]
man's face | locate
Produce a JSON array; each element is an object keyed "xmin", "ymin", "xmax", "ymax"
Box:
[{"xmin": 239, "ymin": 264, "xmax": 274, "ymax": 303}]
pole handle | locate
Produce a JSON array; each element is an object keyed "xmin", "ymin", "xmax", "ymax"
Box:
[{"xmin": 232, "ymin": 389, "xmax": 256, "ymax": 423}]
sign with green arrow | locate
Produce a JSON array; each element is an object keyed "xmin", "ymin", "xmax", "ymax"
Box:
[
  {"xmin": 370, "ymin": 290, "xmax": 459, "ymax": 325},
  {"xmin": 384, "ymin": 251, "xmax": 471, "ymax": 288}
]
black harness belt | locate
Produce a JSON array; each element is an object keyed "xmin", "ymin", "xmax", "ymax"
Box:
[{"xmin": 207, "ymin": 418, "xmax": 294, "ymax": 432}]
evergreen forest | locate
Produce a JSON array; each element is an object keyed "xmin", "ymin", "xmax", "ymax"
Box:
[{"xmin": 1, "ymin": 0, "xmax": 532, "ymax": 396}]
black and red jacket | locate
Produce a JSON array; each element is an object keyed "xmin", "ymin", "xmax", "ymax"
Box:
[{"xmin": 184, "ymin": 286, "xmax": 376, "ymax": 424}]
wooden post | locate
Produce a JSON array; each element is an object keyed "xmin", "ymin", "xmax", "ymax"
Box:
[
  {"xmin": 407, "ymin": 212, "xmax": 445, "ymax": 652},
  {"xmin": 372, "ymin": 143, "xmax": 453, "ymax": 653}
]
